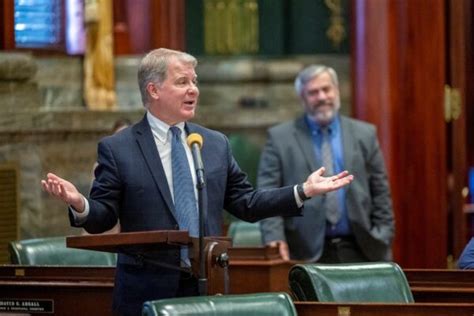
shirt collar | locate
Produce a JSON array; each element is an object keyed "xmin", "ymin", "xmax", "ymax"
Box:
[
  {"xmin": 146, "ymin": 111, "xmax": 186, "ymax": 143},
  {"xmin": 305, "ymin": 114, "xmax": 340, "ymax": 136}
]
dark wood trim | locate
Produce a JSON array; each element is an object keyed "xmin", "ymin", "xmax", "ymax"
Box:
[
  {"xmin": 113, "ymin": 0, "xmax": 132, "ymax": 54},
  {"xmin": 466, "ymin": 1, "xmax": 474, "ymax": 169},
  {"xmin": 1, "ymin": 0, "xmax": 15, "ymax": 49},
  {"xmin": 2, "ymin": 265, "xmax": 474, "ymax": 316},
  {"xmin": 447, "ymin": 0, "xmax": 469, "ymax": 261}
]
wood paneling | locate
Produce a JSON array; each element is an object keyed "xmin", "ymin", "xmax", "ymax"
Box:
[
  {"xmin": 112, "ymin": 0, "xmax": 185, "ymax": 54},
  {"xmin": 112, "ymin": 0, "xmax": 132, "ymax": 54},
  {"xmin": 151, "ymin": 0, "xmax": 185, "ymax": 50},
  {"xmin": 1, "ymin": 0, "xmax": 15, "ymax": 49},
  {"xmin": 113, "ymin": 0, "xmax": 182, "ymax": 54},
  {"xmin": 352, "ymin": 0, "xmax": 447, "ymax": 268}
]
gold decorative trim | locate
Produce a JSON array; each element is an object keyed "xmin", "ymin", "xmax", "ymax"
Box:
[
  {"xmin": 338, "ymin": 306, "xmax": 351, "ymax": 316},
  {"xmin": 204, "ymin": 0, "xmax": 259, "ymax": 55},
  {"xmin": 444, "ymin": 84, "xmax": 462, "ymax": 122},
  {"xmin": 325, "ymin": 0, "xmax": 346, "ymax": 49}
]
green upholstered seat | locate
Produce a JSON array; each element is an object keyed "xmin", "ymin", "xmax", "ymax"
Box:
[
  {"xmin": 227, "ymin": 220, "xmax": 263, "ymax": 247},
  {"xmin": 142, "ymin": 292, "xmax": 297, "ymax": 316},
  {"xmin": 289, "ymin": 262, "xmax": 414, "ymax": 303},
  {"xmin": 8, "ymin": 237, "xmax": 116, "ymax": 266}
]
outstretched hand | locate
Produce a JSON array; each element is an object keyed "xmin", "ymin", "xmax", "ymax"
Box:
[
  {"xmin": 40, "ymin": 173, "xmax": 85, "ymax": 212},
  {"xmin": 303, "ymin": 167, "xmax": 353, "ymax": 198}
]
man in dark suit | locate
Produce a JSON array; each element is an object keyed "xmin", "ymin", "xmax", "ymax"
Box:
[
  {"xmin": 259, "ymin": 64, "xmax": 394, "ymax": 263},
  {"xmin": 41, "ymin": 49, "xmax": 353, "ymax": 315}
]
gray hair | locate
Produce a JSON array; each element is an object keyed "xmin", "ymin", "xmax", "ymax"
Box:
[
  {"xmin": 137, "ymin": 48, "xmax": 198, "ymax": 107},
  {"xmin": 294, "ymin": 65, "xmax": 339, "ymax": 96}
]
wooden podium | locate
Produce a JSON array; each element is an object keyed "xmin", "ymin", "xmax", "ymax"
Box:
[{"xmin": 66, "ymin": 230, "xmax": 232, "ymax": 295}]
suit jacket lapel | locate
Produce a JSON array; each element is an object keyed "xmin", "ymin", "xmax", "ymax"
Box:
[
  {"xmin": 185, "ymin": 122, "xmax": 208, "ymax": 172},
  {"xmin": 294, "ymin": 116, "xmax": 319, "ymax": 171},
  {"xmin": 340, "ymin": 115, "xmax": 356, "ymax": 215},
  {"xmin": 340, "ymin": 116, "xmax": 355, "ymax": 175},
  {"xmin": 133, "ymin": 116, "xmax": 177, "ymax": 221}
]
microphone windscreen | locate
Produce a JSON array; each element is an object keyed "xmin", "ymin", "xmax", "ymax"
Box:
[{"xmin": 187, "ymin": 133, "xmax": 203, "ymax": 149}]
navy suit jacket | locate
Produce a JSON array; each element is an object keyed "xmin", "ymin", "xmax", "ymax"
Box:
[{"xmin": 69, "ymin": 114, "xmax": 301, "ymax": 313}]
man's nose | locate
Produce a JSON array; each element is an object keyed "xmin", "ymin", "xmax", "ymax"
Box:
[
  {"xmin": 188, "ymin": 85, "xmax": 199, "ymax": 95},
  {"xmin": 317, "ymin": 90, "xmax": 328, "ymax": 100}
]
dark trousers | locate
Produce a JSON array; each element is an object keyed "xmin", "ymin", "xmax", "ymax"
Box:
[
  {"xmin": 318, "ymin": 236, "xmax": 369, "ymax": 263},
  {"xmin": 113, "ymin": 264, "xmax": 199, "ymax": 316}
]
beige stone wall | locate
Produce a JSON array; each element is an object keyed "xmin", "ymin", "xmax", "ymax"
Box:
[{"xmin": 0, "ymin": 52, "xmax": 350, "ymax": 240}]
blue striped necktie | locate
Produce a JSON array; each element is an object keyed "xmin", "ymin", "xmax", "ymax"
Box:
[{"xmin": 170, "ymin": 127, "xmax": 199, "ymax": 265}]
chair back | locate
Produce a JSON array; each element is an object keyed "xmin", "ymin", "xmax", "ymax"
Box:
[
  {"xmin": 227, "ymin": 220, "xmax": 262, "ymax": 247},
  {"xmin": 289, "ymin": 262, "xmax": 414, "ymax": 303},
  {"xmin": 142, "ymin": 292, "xmax": 297, "ymax": 316},
  {"xmin": 9, "ymin": 236, "xmax": 116, "ymax": 266}
]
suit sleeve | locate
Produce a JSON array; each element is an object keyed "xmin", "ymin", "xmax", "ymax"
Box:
[
  {"xmin": 69, "ymin": 139, "xmax": 121, "ymax": 233},
  {"xmin": 223, "ymin": 133, "xmax": 300, "ymax": 223},
  {"xmin": 367, "ymin": 127, "xmax": 395, "ymax": 243},
  {"xmin": 257, "ymin": 131, "xmax": 287, "ymax": 244}
]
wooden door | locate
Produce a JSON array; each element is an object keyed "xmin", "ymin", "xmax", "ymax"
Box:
[{"xmin": 352, "ymin": 0, "xmax": 447, "ymax": 268}]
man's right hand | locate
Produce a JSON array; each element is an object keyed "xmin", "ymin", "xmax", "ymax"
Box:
[
  {"xmin": 267, "ymin": 240, "xmax": 290, "ymax": 261},
  {"xmin": 41, "ymin": 173, "xmax": 85, "ymax": 212}
]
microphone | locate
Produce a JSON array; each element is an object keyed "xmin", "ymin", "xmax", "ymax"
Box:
[
  {"xmin": 186, "ymin": 133, "xmax": 205, "ymax": 188},
  {"xmin": 187, "ymin": 133, "xmax": 207, "ymax": 295}
]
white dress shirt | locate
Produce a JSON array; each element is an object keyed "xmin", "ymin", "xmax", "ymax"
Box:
[{"xmin": 73, "ymin": 111, "xmax": 199, "ymax": 222}]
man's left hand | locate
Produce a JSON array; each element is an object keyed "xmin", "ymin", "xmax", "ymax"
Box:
[{"xmin": 303, "ymin": 167, "xmax": 353, "ymax": 197}]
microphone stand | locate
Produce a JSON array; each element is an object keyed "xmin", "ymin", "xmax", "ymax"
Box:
[
  {"xmin": 188, "ymin": 135, "xmax": 207, "ymax": 296},
  {"xmin": 196, "ymin": 175, "xmax": 207, "ymax": 296}
]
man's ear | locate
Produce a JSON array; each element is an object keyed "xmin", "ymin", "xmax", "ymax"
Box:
[{"xmin": 146, "ymin": 82, "xmax": 160, "ymax": 100}]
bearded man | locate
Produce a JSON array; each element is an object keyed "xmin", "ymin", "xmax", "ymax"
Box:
[{"xmin": 258, "ymin": 65, "xmax": 395, "ymax": 263}]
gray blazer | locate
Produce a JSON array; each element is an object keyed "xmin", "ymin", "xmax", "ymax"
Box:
[{"xmin": 259, "ymin": 115, "xmax": 395, "ymax": 261}]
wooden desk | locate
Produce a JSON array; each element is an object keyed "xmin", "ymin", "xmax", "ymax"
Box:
[
  {"xmin": 295, "ymin": 302, "xmax": 474, "ymax": 316},
  {"xmin": 405, "ymin": 269, "xmax": 474, "ymax": 302},
  {"xmin": 228, "ymin": 247, "xmax": 474, "ymax": 302},
  {"xmin": 228, "ymin": 247, "xmax": 291, "ymax": 294},
  {"xmin": 1, "ymin": 265, "xmax": 474, "ymax": 315},
  {"xmin": 0, "ymin": 265, "xmax": 114, "ymax": 315}
]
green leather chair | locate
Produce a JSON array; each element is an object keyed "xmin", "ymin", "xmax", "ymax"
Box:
[
  {"xmin": 142, "ymin": 292, "xmax": 297, "ymax": 316},
  {"xmin": 8, "ymin": 237, "xmax": 116, "ymax": 266},
  {"xmin": 289, "ymin": 262, "xmax": 414, "ymax": 303},
  {"xmin": 227, "ymin": 220, "xmax": 263, "ymax": 247}
]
